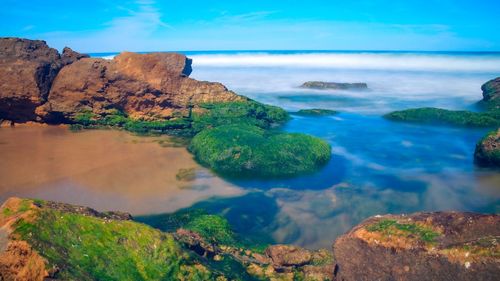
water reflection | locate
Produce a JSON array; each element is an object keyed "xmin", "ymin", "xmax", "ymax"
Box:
[{"xmin": 0, "ymin": 126, "xmax": 244, "ymax": 215}]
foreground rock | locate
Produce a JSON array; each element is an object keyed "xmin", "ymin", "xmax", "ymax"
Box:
[
  {"xmin": 333, "ymin": 212, "xmax": 500, "ymax": 281},
  {"xmin": 300, "ymin": 81, "xmax": 368, "ymax": 90},
  {"xmin": 0, "ymin": 38, "xmax": 87, "ymax": 122},
  {"xmin": 481, "ymin": 77, "xmax": 500, "ymax": 109},
  {"xmin": 474, "ymin": 129, "xmax": 500, "ymax": 168},
  {"xmin": 0, "ymin": 197, "xmax": 333, "ymax": 280}
]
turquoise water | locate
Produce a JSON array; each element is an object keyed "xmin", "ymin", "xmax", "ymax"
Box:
[{"xmin": 104, "ymin": 51, "xmax": 500, "ymax": 249}]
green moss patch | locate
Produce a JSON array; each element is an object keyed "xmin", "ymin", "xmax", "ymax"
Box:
[
  {"xmin": 12, "ymin": 206, "xmax": 215, "ymax": 280},
  {"xmin": 293, "ymin": 109, "xmax": 339, "ymax": 116},
  {"xmin": 189, "ymin": 124, "xmax": 331, "ymax": 178},
  {"xmin": 384, "ymin": 107, "xmax": 500, "ymax": 127},
  {"xmin": 366, "ymin": 219, "xmax": 440, "ymax": 243},
  {"xmin": 191, "ymin": 101, "xmax": 289, "ymax": 132},
  {"xmin": 70, "ymin": 100, "xmax": 289, "ymax": 137}
]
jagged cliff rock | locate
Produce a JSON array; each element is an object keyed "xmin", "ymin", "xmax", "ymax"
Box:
[
  {"xmin": 0, "ymin": 38, "xmax": 87, "ymax": 122},
  {"xmin": 333, "ymin": 212, "xmax": 500, "ymax": 281},
  {"xmin": 1, "ymin": 38, "xmax": 244, "ymax": 124},
  {"xmin": 37, "ymin": 52, "xmax": 244, "ymax": 122}
]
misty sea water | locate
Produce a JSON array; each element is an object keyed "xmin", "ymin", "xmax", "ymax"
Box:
[{"xmin": 93, "ymin": 51, "xmax": 500, "ymax": 248}]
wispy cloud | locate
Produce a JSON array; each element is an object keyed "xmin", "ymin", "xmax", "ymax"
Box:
[{"xmin": 215, "ymin": 11, "xmax": 278, "ymax": 22}]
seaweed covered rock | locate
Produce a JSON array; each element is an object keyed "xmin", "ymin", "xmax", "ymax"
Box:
[
  {"xmin": 37, "ymin": 51, "xmax": 244, "ymax": 122},
  {"xmin": 333, "ymin": 212, "xmax": 500, "ymax": 281},
  {"xmin": 0, "ymin": 198, "xmax": 220, "ymax": 280},
  {"xmin": 189, "ymin": 124, "xmax": 331, "ymax": 178},
  {"xmin": 0, "ymin": 38, "xmax": 86, "ymax": 122},
  {"xmin": 383, "ymin": 107, "xmax": 500, "ymax": 128},
  {"xmin": 474, "ymin": 129, "xmax": 500, "ymax": 168},
  {"xmin": 300, "ymin": 81, "xmax": 368, "ymax": 90}
]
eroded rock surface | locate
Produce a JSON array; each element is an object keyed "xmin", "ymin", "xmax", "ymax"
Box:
[
  {"xmin": 37, "ymin": 51, "xmax": 244, "ymax": 122},
  {"xmin": 0, "ymin": 38, "xmax": 86, "ymax": 122},
  {"xmin": 333, "ymin": 212, "xmax": 500, "ymax": 281}
]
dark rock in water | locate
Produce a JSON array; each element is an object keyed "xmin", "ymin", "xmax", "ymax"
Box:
[
  {"xmin": 481, "ymin": 77, "xmax": 500, "ymax": 109},
  {"xmin": 333, "ymin": 212, "xmax": 500, "ymax": 281},
  {"xmin": 474, "ymin": 129, "xmax": 500, "ymax": 168},
  {"xmin": 0, "ymin": 38, "xmax": 85, "ymax": 122},
  {"xmin": 37, "ymin": 51, "xmax": 243, "ymax": 122},
  {"xmin": 300, "ymin": 81, "xmax": 368, "ymax": 90},
  {"xmin": 294, "ymin": 108, "xmax": 339, "ymax": 116}
]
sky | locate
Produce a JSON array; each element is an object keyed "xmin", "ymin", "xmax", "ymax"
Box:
[{"xmin": 1, "ymin": 0, "xmax": 499, "ymax": 52}]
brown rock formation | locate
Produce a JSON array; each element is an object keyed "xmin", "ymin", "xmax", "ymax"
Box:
[
  {"xmin": 1, "ymin": 38, "xmax": 243, "ymax": 124},
  {"xmin": 333, "ymin": 212, "xmax": 500, "ymax": 281},
  {"xmin": 37, "ymin": 51, "xmax": 244, "ymax": 122},
  {"xmin": 0, "ymin": 38, "xmax": 87, "ymax": 122},
  {"xmin": 481, "ymin": 77, "xmax": 500, "ymax": 103}
]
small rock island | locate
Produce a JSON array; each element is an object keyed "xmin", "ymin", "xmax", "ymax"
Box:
[{"xmin": 300, "ymin": 81, "xmax": 368, "ymax": 90}]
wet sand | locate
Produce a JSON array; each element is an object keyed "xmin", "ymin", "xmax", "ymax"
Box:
[{"xmin": 0, "ymin": 126, "xmax": 243, "ymax": 215}]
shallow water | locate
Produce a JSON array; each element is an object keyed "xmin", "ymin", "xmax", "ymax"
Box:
[
  {"xmin": 0, "ymin": 126, "xmax": 243, "ymax": 214},
  {"xmin": 2, "ymin": 51, "xmax": 500, "ymax": 249}
]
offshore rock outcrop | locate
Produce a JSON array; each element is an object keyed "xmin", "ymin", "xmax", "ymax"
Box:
[
  {"xmin": 333, "ymin": 212, "xmax": 500, "ymax": 281},
  {"xmin": 300, "ymin": 81, "xmax": 368, "ymax": 90},
  {"xmin": 0, "ymin": 38, "xmax": 87, "ymax": 122}
]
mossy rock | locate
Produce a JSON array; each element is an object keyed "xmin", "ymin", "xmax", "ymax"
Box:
[
  {"xmin": 384, "ymin": 107, "xmax": 500, "ymax": 128},
  {"xmin": 474, "ymin": 129, "xmax": 500, "ymax": 168},
  {"xmin": 293, "ymin": 109, "xmax": 339, "ymax": 116},
  {"xmin": 5, "ymin": 198, "xmax": 217, "ymax": 280},
  {"xmin": 189, "ymin": 124, "xmax": 331, "ymax": 178}
]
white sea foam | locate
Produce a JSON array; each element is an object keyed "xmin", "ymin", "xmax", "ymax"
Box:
[
  {"xmin": 189, "ymin": 52, "xmax": 500, "ymax": 114},
  {"xmin": 190, "ymin": 52, "xmax": 500, "ymax": 73}
]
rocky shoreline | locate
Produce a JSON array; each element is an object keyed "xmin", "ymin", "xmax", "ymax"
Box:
[
  {"xmin": 0, "ymin": 197, "xmax": 498, "ymax": 280},
  {"xmin": 0, "ymin": 37, "xmax": 331, "ymax": 178}
]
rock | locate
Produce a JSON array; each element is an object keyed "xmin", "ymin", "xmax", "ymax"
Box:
[
  {"xmin": 61, "ymin": 46, "xmax": 89, "ymax": 65},
  {"xmin": 474, "ymin": 129, "xmax": 500, "ymax": 168},
  {"xmin": 38, "ymin": 51, "xmax": 244, "ymax": 122},
  {"xmin": 333, "ymin": 212, "xmax": 500, "ymax": 281},
  {"xmin": 265, "ymin": 244, "xmax": 313, "ymax": 267},
  {"xmin": 0, "ymin": 38, "xmax": 87, "ymax": 122},
  {"xmin": 300, "ymin": 81, "xmax": 368, "ymax": 90},
  {"xmin": 481, "ymin": 77, "xmax": 500, "ymax": 103}
]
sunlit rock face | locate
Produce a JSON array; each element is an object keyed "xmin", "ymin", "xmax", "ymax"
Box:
[
  {"xmin": 0, "ymin": 37, "xmax": 244, "ymax": 124},
  {"xmin": 37, "ymin": 51, "xmax": 244, "ymax": 122},
  {"xmin": 333, "ymin": 212, "xmax": 500, "ymax": 281},
  {"xmin": 0, "ymin": 38, "xmax": 87, "ymax": 122}
]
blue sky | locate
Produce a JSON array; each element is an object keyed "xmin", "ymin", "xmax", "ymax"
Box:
[{"xmin": 1, "ymin": 0, "xmax": 499, "ymax": 52}]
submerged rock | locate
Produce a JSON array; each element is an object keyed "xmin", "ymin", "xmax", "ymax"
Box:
[
  {"xmin": 300, "ymin": 81, "xmax": 368, "ymax": 90},
  {"xmin": 0, "ymin": 38, "xmax": 87, "ymax": 122},
  {"xmin": 474, "ymin": 129, "xmax": 500, "ymax": 168},
  {"xmin": 294, "ymin": 108, "xmax": 339, "ymax": 116},
  {"xmin": 333, "ymin": 212, "xmax": 500, "ymax": 281}
]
